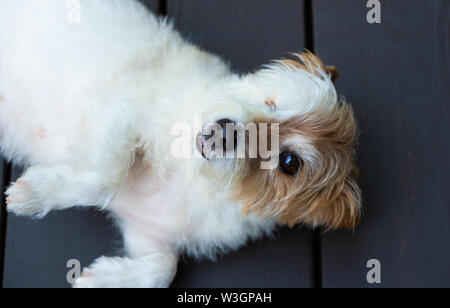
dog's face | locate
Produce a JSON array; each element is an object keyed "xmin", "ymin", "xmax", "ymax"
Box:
[{"xmin": 197, "ymin": 52, "xmax": 361, "ymax": 230}]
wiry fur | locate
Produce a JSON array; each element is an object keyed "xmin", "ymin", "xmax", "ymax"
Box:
[{"xmin": 0, "ymin": 0, "xmax": 361, "ymax": 288}]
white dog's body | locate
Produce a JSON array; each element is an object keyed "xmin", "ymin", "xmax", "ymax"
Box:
[{"xmin": 0, "ymin": 0, "xmax": 361, "ymax": 287}]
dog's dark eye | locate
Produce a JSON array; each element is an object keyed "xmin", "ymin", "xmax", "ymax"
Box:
[{"xmin": 280, "ymin": 152, "xmax": 301, "ymax": 176}]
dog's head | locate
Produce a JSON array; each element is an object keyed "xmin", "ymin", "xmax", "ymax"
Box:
[{"xmin": 197, "ymin": 52, "xmax": 361, "ymax": 230}]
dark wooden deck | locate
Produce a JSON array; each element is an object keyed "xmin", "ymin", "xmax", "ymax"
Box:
[{"xmin": 1, "ymin": 0, "xmax": 449, "ymax": 288}]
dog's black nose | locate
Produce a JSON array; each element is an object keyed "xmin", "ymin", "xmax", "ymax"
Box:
[
  {"xmin": 216, "ymin": 118, "xmax": 235, "ymax": 137},
  {"xmin": 204, "ymin": 119, "xmax": 237, "ymax": 153},
  {"xmin": 216, "ymin": 119, "xmax": 235, "ymax": 127},
  {"xmin": 218, "ymin": 119, "xmax": 237, "ymax": 152}
]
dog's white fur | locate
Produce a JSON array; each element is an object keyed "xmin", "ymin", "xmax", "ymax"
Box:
[{"xmin": 0, "ymin": 0, "xmax": 350, "ymax": 288}]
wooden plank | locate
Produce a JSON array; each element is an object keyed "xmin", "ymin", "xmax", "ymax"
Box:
[
  {"xmin": 3, "ymin": 167, "xmax": 121, "ymax": 288},
  {"xmin": 0, "ymin": 157, "xmax": 8, "ymax": 287},
  {"xmin": 0, "ymin": 159, "xmax": 5, "ymax": 233},
  {"xmin": 168, "ymin": 0, "xmax": 306, "ymax": 73},
  {"xmin": 2, "ymin": 1, "xmax": 160, "ymax": 288},
  {"xmin": 172, "ymin": 228, "xmax": 314, "ymax": 288},
  {"xmin": 314, "ymin": 0, "xmax": 450, "ymax": 287},
  {"xmin": 168, "ymin": 0, "xmax": 315, "ymax": 288},
  {"xmin": 138, "ymin": 0, "xmax": 160, "ymax": 14}
]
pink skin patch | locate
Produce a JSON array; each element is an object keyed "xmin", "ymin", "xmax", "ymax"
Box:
[
  {"xmin": 37, "ymin": 127, "xmax": 46, "ymax": 138},
  {"xmin": 16, "ymin": 178, "xmax": 27, "ymax": 185}
]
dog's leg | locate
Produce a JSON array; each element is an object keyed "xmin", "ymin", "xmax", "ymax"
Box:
[
  {"xmin": 73, "ymin": 251, "xmax": 178, "ymax": 288},
  {"xmin": 5, "ymin": 163, "xmax": 125, "ymax": 218},
  {"xmin": 73, "ymin": 225, "xmax": 178, "ymax": 288}
]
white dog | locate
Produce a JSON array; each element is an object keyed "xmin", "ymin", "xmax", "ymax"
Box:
[{"xmin": 0, "ymin": 0, "xmax": 361, "ymax": 288}]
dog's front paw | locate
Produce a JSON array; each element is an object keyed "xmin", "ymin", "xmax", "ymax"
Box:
[
  {"xmin": 73, "ymin": 257, "xmax": 125, "ymax": 288},
  {"xmin": 73, "ymin": 255, "xmax": 176, "ymax": 288},
  {"xmin": 5, "ymin": 178, "xmax": 49, "ymax": 218}
]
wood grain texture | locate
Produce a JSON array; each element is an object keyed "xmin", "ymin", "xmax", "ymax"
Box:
[
  {"xmin": 168, "ymin": 0, "xmax": 315, "ymax": 288},
  {"xmin": 168, "ymin": 0, "xmax": 305, "ymax": 73},
  {"xmin": 0, "ymin": 157, "xmax": 7, "ymax": 287},
  {"xmin": 3, "ymin": 167, "xmax": 121, "ymax": 288},
  {"xmin": 314, "ymin": 0, "xmax": 450, "ymax": 287},
  {"xmin": 2, "ymin": 0, "xmax": 160, "ymax": 288},
  {"xmin": 138, "ymin": 0, "xmax": 160, "ymax": 14},
  {"xmin": 172, "ymin": 228, "xmax": 314, "ymax": 288},
  {"xmin": 0, "ymin": 159, "xmax": 5, "ymax": 234}
]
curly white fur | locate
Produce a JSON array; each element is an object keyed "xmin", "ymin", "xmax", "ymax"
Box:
[{"xmin": 0, "ymin": 0, "xmax": 340, "ymax": 288}]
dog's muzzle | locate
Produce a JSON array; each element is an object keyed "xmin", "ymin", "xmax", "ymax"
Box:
[{"xmin": 196, "ymin": 119, "xmax": 237, "ymax": 159}]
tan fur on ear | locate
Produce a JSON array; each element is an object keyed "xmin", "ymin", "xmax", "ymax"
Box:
[
  {"xmin": 279, "ymin": 170, "xmax": 361, "ymax": 230},
  {"xmin": 325, "ymin": 65, "xmax": 339, "ymax": 84},
  {"xmin": 278, "ymin": 51, "xmax": 340, "ymax": 84},
  {"xmin": 233, "ymin": 101, "xmax": 362, "ymax": 231}
]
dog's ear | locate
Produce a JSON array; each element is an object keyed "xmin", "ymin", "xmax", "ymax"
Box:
[
  {"xmin": 277, "ymin": 52, "xmax": 340, "ymax": 84},
  {"xmin": 286, "ymin": 167, "xmax": 362, "ymax": 230},
  {"xmin": 277, "ymin": 172, "xmax": 362, "ymax": 230},
  {"xmin": 325, "ymin": 65, "xmax": 339, "ymax": 84},
  {"xmin": 324, "ymin": 174, "xmax": 362, "ymax": 230}
]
